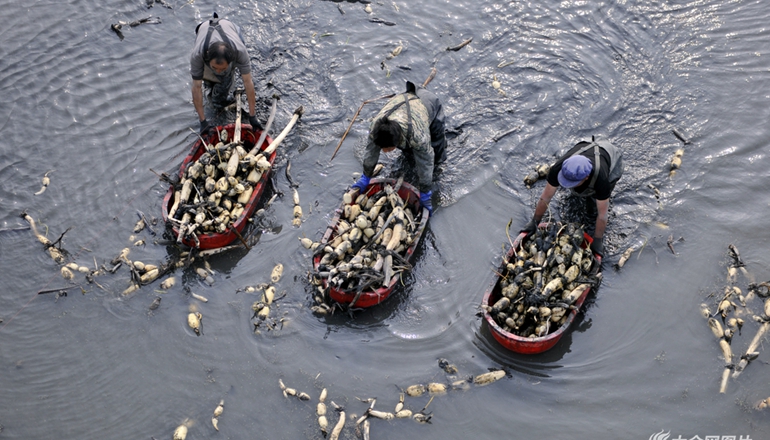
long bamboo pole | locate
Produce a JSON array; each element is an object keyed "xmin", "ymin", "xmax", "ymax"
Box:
[{"xmin": 329, "ymin": 93, "xmax": 395, "ymax": 162}]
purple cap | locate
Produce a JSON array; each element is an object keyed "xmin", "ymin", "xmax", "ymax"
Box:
[{"xmin": 557, "ymin": 155, "xmax": 593, "ymax": 188}]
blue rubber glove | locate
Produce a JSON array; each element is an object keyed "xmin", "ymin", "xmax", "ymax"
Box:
[
  {"xmin": 351, "ymin": 175, "xmax": 370, "ymax": 193},
  {"xmin": 248, "ymin": 114, "xmax": 263, "ymax": 131},
  {"xmin": 420, "ymin": 191, "xmax": 433, "ymax": 216},
  {"xmin": 199, "ymin": 118, "xmax": 212, "ymax": 134}
]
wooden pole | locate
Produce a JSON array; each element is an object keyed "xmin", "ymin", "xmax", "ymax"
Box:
[
  {"xmin": 329, "ymin": 93, "xmax": 395, "ymax": 162},
  {"xmin": 38, "ymin": 285, "xmax": 83, "ymax": 295},
  {"xmin": 228, "ymin": 225, "xmax": 251, "ymax": 251}
]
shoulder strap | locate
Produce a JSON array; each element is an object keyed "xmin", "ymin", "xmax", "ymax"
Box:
[
  {"xmin": 589, "ymin": 144, "xmax": 600, "ymax": 187},
  {"xmin": 202, "ymin": 18, "xmax": 233, "ymax": 61},
  {"xmin": 570, "ymin": 142, "xmax": 601, "ymax": 188},
  {"xmin": 403, "ymin": 95, "xmax": 414, "ymax": 142},
  {"xmin": 382, "ymin": 93, "xmax": 419, "ymax": 145},
  {"xmin": 382, "ymin": 94, "xmax": 418, "ymax": 117}
]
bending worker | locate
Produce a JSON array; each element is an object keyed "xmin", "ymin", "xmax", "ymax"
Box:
[
  {"xmin": 521, "ymin": 138, "xmax": 624, "ymax": 258},
  {"xmin": 190, "ymin": 14, "xmax": 261, "ymax": 134},
  {"xmin": 351, "ymin": 81, "xmax": 447, "ymax": 216}
]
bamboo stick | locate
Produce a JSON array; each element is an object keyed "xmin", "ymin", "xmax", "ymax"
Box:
[
  {"xmin": 329, "ymin": 94, "xmax": 395, "ymax": 162},
  {"xmin": 228, "ymin": 225, "xmax": 250, "ymax": 251},
  {"xmin": 38, "ymin": 285, "xmax": 82, "ymax": 295}
]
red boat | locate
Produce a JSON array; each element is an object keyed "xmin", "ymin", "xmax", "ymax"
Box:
[
  {"xmin": 313, "ymin": 178, "xmax": 429, "ymax": 308},
  {"xmin": 481, "ymin": 227, "xmax": 601, "ymax": 354},
  {"xmin": 161, "ymin": 123, "xmax": 274, "ymax": 249}
]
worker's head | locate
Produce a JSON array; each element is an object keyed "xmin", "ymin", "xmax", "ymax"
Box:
[
  {"xmin": 558, "ymin": 155, "xmax": 593, "ymax": 188},
  {"xmin": 372, "ymin": 116, "xmax": 402, "ymax": 152},
  {"xmin": 205, "ymin": 41, "xmax": 235, "ymax": 74}
]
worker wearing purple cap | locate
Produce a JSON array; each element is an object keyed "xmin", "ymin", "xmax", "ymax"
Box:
[{"xmin": 521, "ymin": 139, "xmax": 624, "ymax": 257}]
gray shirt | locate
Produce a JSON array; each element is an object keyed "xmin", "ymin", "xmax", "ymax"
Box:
[{"xmin": 190, "ymin": 19, "xmax": 251, "ymax": 81}]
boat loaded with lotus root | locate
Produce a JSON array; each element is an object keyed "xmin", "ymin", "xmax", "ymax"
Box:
[
  {"xmin": 161, "ymin": 99, "xmax": 303, "ymax": 249},
  {"xmin": 308, "ymin": 177, "xmax": 429, "ymax": 309},
  {"xmin": 481, "ymin": 221, "xmax": 602, "ymax": 354},
  {"xmin": 162, "ymin": 121, "xmax": 275, "ymax": 249}
]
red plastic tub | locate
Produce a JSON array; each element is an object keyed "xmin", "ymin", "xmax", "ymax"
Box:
[
  {"xmin": 313, "ymin": 178, "xmax": 429, "ymax": 308},
  {"xmin": 481, "ymin": 227, "xmax": 601, "ymax": 354},
  {"xmin": 161, "ymin": 123, "xmax": 274, "ymax": 249}
]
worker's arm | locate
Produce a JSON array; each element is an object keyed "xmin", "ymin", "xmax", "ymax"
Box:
[
  {"xmin": 533, "ymin": 183, "xmax": 558, "ymax": 222},
  {"xmin": 192, "ymin": 79, "xmax": 205, "ymax": 122},
  {"xmin": 243, "ymin": 73, "xmax": 257, "ymax": 118}
]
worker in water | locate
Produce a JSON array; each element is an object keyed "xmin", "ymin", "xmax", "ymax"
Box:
[
  {"xmin": 190, "ymin": 13, "xmax": 261, "ymax": 134},
  {"xmin": 351, "ymin": 81, "xmax": 447, "ymax": 216},
  {"xmin": 521, "ymin": 138, "xmax": 624, "ymax": 258}
]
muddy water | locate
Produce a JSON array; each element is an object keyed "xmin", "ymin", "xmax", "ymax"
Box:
[{"xmin": 2, "ymin": 0, "xmax": 770, "ymax": 438}]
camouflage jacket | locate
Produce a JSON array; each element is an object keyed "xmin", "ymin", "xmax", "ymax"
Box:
[{"xmin": 362, "ymin": 93, "xmax": 434, "ymax": 193}]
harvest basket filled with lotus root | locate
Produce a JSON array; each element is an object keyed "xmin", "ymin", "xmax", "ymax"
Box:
[
  {"xmin": 162, "ymin": 123, "xmax": 274, "ymax": 249},
  {"xmin": 482, "ymin": 222, "xmax": 602, "ymax": 354},
  {"xmin": 310, "ymin": 177, "xmax": 429, "ymax": 309}
]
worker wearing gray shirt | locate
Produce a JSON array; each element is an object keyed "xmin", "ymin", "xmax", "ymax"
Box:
[{"xmin": 190, "ymin": 14, "xmax": 261, "ymax": 134}]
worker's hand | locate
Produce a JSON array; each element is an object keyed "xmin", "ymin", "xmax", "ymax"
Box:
[
  {"xmin": 590, "ymin": 236, "xmax": 604, "ymax": 258},
  {"xmin": 520, "ymin": 217, "xmax": 538, "ymax": 235},
  {"xmin": 419, "ymin": 191, "xmax": 433, "ymax": 217},
  {"xmin": 248, "ymin": 114, "xmax": 263, "ymax": 131},
  {"xmin": 199, "ymin": 118, "xmax": 212, "ymax": 135},
  {"xmin": 351, "ymin": 175, "xmax": 370, "ymax": 193}
]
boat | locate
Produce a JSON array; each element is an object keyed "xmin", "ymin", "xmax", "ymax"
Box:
[
  {"xmin": 313, "ymin": 178, "xmax": 429, "ymax": 308},
  {"xmin": 161, "ymin": 123, "xmax": 274, "ymax": 249},
  {"xmin": 481, "ymin": 227, "xmax": 602, "ymax": 354}
]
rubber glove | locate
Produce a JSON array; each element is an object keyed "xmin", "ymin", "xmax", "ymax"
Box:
[
  {"xmin": 248, "ymin": 114, "xmax": 263, "ymax": 131},
  {"xmin": 520, "ymin": 217, "xmax": 539, "ymax": 235},
  {"xmin": 420, "ymin": 191, "xmax": 433, "ymax": 216},
  {"xmin": 199, "ymin": 118, "xmax": 212, "ymax": 135},
  {"xmin": 590, "ymin": 236, "xmax": 604, "ymax": 258},
  {"xmin": 351, "ymin": 175, "xmax": 370, "ymax": 193}
]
